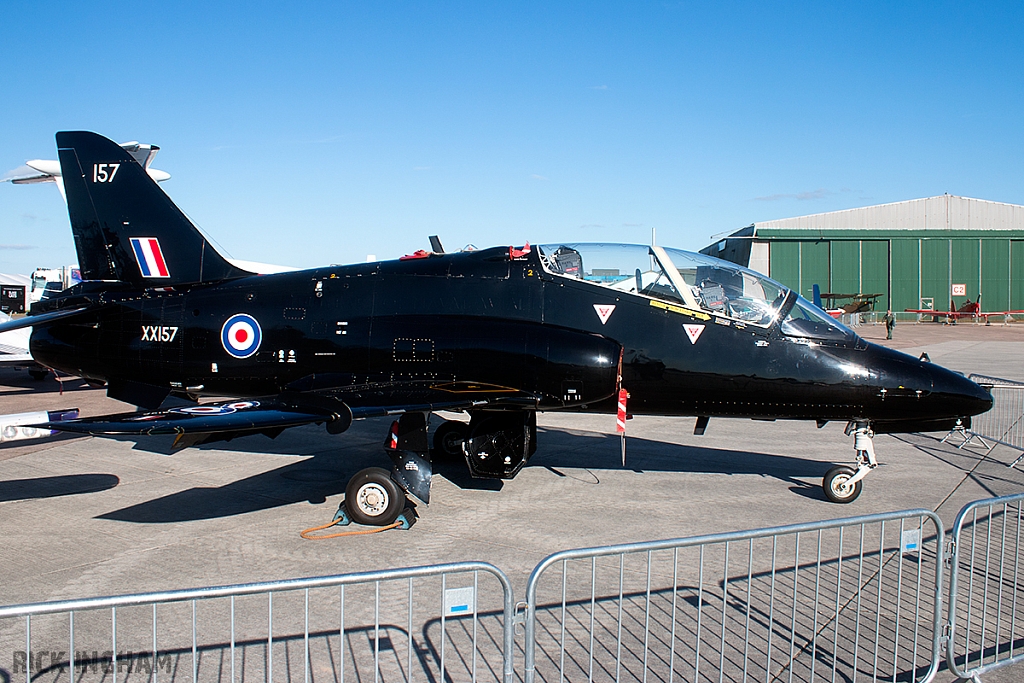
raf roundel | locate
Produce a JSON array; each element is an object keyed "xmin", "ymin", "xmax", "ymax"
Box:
[{"xmin": 221, "ymin": 314, "xmax": 262, "ymax": 359}]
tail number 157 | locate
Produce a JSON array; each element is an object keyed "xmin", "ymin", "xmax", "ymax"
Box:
[{"xmin": 92, "ymin": 163, "xmax": 120, "ymax": 183}]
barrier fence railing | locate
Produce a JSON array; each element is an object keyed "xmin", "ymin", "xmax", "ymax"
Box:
[
  {"xmin": 4, "ymin": 497, "xmax": 1024, "ymax": 683},
  {"xmin": 945, "ymin": 492, "xmax": 1024, "ymax": 682},
  {"xmin": 0, "ymin": 561, "xmax": 515, "ymax": 683},
  {"xmin": 962, "ymin": 375, "xmax": 1024, "ymax": 468},
  {"xmin": 523, "ymin": 509, "xmax": 945, "ymax": 683}
]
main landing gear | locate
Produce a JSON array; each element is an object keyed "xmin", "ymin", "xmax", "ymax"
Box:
[
  {"xmin": 341, "ymin": 410, "xmax": 537, "ymax": 525},
  {"xmin": 822, "ymin": 421, "xmax": 877, "ymax": 504},
  {"xmin": 342, "ymin": 412, "xmax": 432, "ymax": 527},
  {"xmin": 344, "ymin": 467, "xmax": 404, "ymax": 526},
  {"xmin": 432, "ymin": 419, "xmax": 469, "ymax": 462},
  {"xmin": 430, "ymin": 412, "xmax": 537, "ymax": 477}
]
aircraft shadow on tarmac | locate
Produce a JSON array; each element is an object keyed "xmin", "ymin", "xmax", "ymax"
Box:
[
  {"xmin": 96, "ymin": 425, "xmax": 833, "ymax": 524},
  {"xmin": 888, "ymin": 431, "xmax": 1024, "ymax": 498},
  {"xmin": 0, "ymin": 473, "xmax": 119, "ymax": 502}
]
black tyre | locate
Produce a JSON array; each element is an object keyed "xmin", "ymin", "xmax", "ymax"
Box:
[
  {"xmin": 822, "ymin": 465, "xmax": 862, "ymax": 504},
  {"xmin": 28, "ymin": 370, "xmax": 49, "ymax": 381},
  {"xmin": 344, "ymin": 467, "xmax": 404, "ymax": 526},
  {"xmin": 432, "ymin": 420, "xmax": 469, "ymax": 462}
]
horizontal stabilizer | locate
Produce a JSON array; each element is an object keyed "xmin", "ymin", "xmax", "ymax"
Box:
[
  {"xmin": 0, "ymin": 306, "xmax": 91, "ymax": 335},
  {"xmin": 34, "ymin": 392, "xmax": 537, "ymax": 443}
]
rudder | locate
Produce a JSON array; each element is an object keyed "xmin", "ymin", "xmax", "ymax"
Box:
[{"xmin": 56, "ymin": 131, "xmax": 248, "ymax": 286}]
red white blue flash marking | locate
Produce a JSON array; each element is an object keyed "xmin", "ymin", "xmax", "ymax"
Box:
[{"xmin": 129, "ymin": 237, "xmax": 170, "ymax": 278}]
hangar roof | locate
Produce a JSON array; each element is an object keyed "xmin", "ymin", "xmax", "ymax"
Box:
[
  {"xmin": 751, "ymin": 194, "xmax": 1024, "ymax": 238},
  {"xmin": 0, "ymin": 273, "xmax": 30, "ymax": 287}
]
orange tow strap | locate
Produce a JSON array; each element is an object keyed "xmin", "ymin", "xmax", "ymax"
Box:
[{"xmin": 300, "ymin": 519, "xmax": 402, "ymax": 540}]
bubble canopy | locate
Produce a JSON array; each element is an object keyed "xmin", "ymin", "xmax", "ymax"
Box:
[{"xmin": 536, "ymin": 243, "xmax": 854, "ymax": 340}]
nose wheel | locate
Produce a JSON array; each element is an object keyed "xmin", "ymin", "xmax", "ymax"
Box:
[
  {"xmin": 823, "ymin": 465, "xmax": 863, "ymax": 503},
  {"xmin": 821, "ymin": 422, "xmax": 876, "ymax": 504}
]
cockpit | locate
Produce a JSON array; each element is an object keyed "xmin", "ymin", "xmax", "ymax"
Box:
[{"xmin": 537, "ymin": 243, "xmax": 855, "ymax": 341}]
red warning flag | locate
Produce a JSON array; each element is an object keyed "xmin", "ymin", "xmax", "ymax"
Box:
[{"xmin": 616, "ymin": 389, "xmax": 628, "ymax": 433}]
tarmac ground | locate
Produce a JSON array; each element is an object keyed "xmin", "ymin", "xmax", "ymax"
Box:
[{"xmin": 1, "ymin": 320, "xmax": 1023, "ymax": 682}]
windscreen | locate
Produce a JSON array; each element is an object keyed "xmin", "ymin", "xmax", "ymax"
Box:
[{"xmin": 780, "ymin": 297, "xmax": 856, "ymax": 341}]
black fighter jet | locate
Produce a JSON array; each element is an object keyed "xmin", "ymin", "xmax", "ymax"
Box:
[{"xmin": 0, "ymin": 132, "xmax": 993, "ymax": 525}]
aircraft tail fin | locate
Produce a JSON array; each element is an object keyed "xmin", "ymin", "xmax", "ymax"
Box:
[{"xmin": 56, "ymin": 131, "xmax": 249, "ymax": 286}]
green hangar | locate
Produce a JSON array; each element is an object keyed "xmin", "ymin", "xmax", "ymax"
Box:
[{"xmin": 701, "ymin": 195, "xmax": 1024, "ymax": 317}]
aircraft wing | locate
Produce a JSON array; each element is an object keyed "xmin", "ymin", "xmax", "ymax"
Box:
[
  {"xmin": 33, "ymin": 400, "xmax": 330, "ymax": 435},
  {"xmin": 904, "ymin": 308, "xmax": 1024, "ymax": 317},
  {"xmin": 0, "ymin": 350, "xmax": 35, "ymax": 364},
  {"xmin": 904, "ymin": 308, "xmax": 970, "ymax": 315},
  {"xmin": 0, "ymin": 312, "xmax": 35, "ymax": 364},
  {"xmin": 33, "ymin": 390, "xmax": 532, "ymax": 447}
]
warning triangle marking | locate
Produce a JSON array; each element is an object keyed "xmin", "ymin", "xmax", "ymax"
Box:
[
  {"xmin": 593, "ymin": 304, "xmax": 616, "ymax": 325},
  {"xmin": 683, "ymin": 324, "xmax": 705, "ymax": 344}
]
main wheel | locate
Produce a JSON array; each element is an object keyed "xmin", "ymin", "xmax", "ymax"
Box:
[
  {"xmin": 345, "ymin": 467, "xmax": 404, "ymax": 526},
  {"xmin": 822, "ymin": 465, "xmax": 862, "ymax": 504},
  {"xmin": 432, "ymin": 420, "xmax": 469, "ymax": 462},
  {"xmin": 28, "ymin": 369, "xmax": 49, "ymax": 381}
]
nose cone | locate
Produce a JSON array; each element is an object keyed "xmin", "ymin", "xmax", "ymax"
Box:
[
  {"xmin": 929, "ymin": 366, "xmax": 993, "ymax": 418},
  {"xmin": 872, "ymin": 343, "xmax": 993, "ymax": 420}
]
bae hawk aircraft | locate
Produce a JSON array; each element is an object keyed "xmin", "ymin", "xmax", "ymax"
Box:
[{"xmin": 0, "ymin": 132, "xmax": 994, "ymax": 525}]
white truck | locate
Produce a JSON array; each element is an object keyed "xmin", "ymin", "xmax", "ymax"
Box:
[{"xmin": 29, "ymin": 266, "xmax": 81, "ymax": 303}]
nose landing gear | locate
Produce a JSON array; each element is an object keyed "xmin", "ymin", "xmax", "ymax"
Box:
[{"xmin": 822, "ymin": 422, "xmax": 877, "ymax": 504}]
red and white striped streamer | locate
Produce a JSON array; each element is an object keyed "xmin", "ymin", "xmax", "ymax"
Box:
[{"xmin": 616, "ymin": 389, "xmax": 628, "ymax": 433}]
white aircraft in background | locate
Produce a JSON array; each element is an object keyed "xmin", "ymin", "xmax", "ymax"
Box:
[
  {"xmin": 2, "ymin": 141, "xmax": 171, "ymax": 199},
  {"xmin": 3, "ymin": 140, "xmax": 296, "ymax": 274},
  {"xmin": 0, "ymin": 310, "xmax": 46, "ymax": 378}
]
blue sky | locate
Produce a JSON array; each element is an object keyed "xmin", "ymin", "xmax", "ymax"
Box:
[{"xmin": 2, "ymin": 2, "xmax": 1022, "ymax": 275}]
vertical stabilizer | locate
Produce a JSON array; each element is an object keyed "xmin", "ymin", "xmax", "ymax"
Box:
[{"xmin": 56, "ymin": 131, "xmax": 248, "ymax": 286}]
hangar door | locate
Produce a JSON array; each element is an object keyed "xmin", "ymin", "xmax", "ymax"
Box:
[
  {"xmin": 920, "ymin": 239, "xmax": 949, "ymax": 310},
  {"xmin": 1012, "ymin": 241, "xmax": 1024, "ymax": 311},
  {"xmin": 767, "ymin": 241, "xmax": 829, "ymax": 301},
  {"xmin": 829, "ymin": 241, "xmax": 889, "ymax": 312},
  {"xmin": 890, "ymin": 240, "xmax": 919, "ymax": 312},
  {"xmin": 981, "ymin": 239, "xmax": 1010, "ymax": 312},
  {"xmin": 769, "ymin": 241, "xmax": 889, "ymax": 311}
]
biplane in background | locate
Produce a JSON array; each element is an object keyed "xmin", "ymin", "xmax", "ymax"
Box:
[{"xmin": 811, "ymin": 287, "xmax": 883, "ymax": 319}]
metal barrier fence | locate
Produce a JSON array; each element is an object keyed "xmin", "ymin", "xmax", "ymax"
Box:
[
  {"xmin": 5, "ymin": 498, "xmax": 1024, "ymax": 682},
  {"xmin": 945, "ymin": 492, "xmax": 1024, "ymax": 682},
  {"xmin": 962, "ymin": 375, "xmax": 1024, "ymax": 468},
  {"xmin": 0, "ymin": 562, "xmax": 515, "ymax": 683},
  {"xmin": 523, "ymin": 510, "xmax": 945, "ymax": 683}
]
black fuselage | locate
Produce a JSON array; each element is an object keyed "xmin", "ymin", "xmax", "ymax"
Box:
[{"xmin": 30, "ymin": 245, "xmax": 992, "ymax": 432}]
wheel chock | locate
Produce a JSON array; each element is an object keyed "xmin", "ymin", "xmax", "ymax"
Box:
[
  {"xmin": 333, "ymin": 502, "xmax": 353, "ymax": 526},
  {"xmin": 330, "ymin": 501, "xmax": 415, "ymax": 530},
  {"xmin": 395, "ymin": 508, "xmax": 416, "ymax": 530}
]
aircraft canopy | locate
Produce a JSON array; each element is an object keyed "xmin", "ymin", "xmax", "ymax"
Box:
[{"xmin": 537, "ymin": 243, "xmax": 854, "ymax": 339}]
